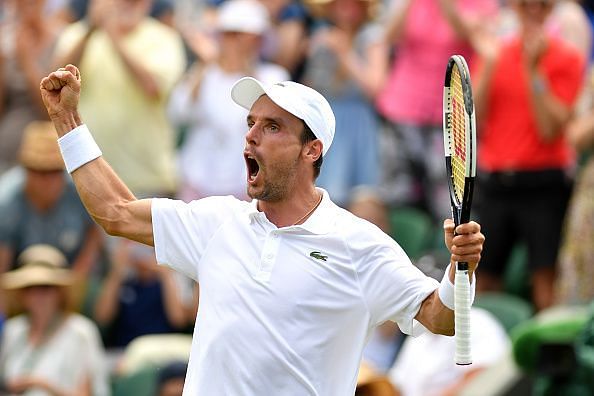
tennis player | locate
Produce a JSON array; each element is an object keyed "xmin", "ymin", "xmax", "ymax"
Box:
[{"xmin": 39, "ymin": 65, "xmax": 484, "ymax": 395}]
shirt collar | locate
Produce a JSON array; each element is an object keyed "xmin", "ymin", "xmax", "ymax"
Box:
[{"xmin": 246, "ymin": 188, "xmax": 334, "ymax": 235}]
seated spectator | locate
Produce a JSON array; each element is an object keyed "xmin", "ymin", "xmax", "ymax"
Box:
[
  {"xmin": 93, "ymin": 239, "xmax": 189, "ymax": 348},
  {"xmin": 388, "ymin": 307, "xmax": 510, "ymax": 396},
  {"xmin": 156, "ymin": 361, "xmax": 187, "ymax": 396},
  {"xmin": 0, "ymin": 121, "xmax": 102, "ymax": 276},
  {"xmin": 0, "ymin": 244, "xmax": 110, "ymax": 396}
]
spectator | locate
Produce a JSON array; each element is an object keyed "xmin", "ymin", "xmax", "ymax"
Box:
[
  {"xmin": 388, "ymin": 307, "xmax": 510, "ymax": 396},
  {"xmin": 472, "ymin": 0, "xmax": 585, "ymax": 310},
  {"xmin": 156, "ymin": 361, "xmax": 187, "ymax": 396},
  {"xmin": 198, "ymin": 0, "xmax": 310, "ymax": 78},
  {"xmin": 53, "ymin": 0, "xmax": 186, "ymax": 197},
  {"xmin": 0, "ymin": 0, "xmax": 62, "ymax": 173},
  {"xmin": 167, "ymin": 0, "xmax": 289, "ymax": 202},
  {"xmin": 375, "ymin": 0, "xmax": 498, "ymax": 223},
  {"xmin": 0, "ymin": 244, "xmax": 110, "ymax": 396},
  {"xmin": 302, "ymin": 0, "xmax": 387, "ymax": 209},
  {"xmin": 258, "ymin": 0, "xmax": 311, "ymax": 78},
  {"xmin": 93, "ymin": 239, "xmax": 188, "ymax": 348},
  {"xmin": 0, "ymin": 121, "xmax": 102, "ymax": 277}
]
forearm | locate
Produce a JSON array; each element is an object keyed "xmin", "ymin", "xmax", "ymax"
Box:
[
  {"xmin": 416, "ymin": 262, "xmax": 476, "ymax": 336},
  {"xmin": 93, "ymin": 270, "xmax": 125, "ymax": 325},
  {"xmin": 53, "ymin": 27, "xmax": 95, "ymax": 69},
  {"xmin": 71, "ymin": 225, "xmax": 103, "ymax": 276},
  {"xmin": 567, "ymin": 110, "xmax": 594, "ymax": 150},
  {"xmin": 437, "ymin": 0, "xmax": 471, "ymax": 40},
  {"xmin": 110, "ymin": 38, "xmax": 160, "ymax": 99},
  {"xmin": 339, "ymin": 42, "xmax": 388, "ymax": 98},
  {"xmin": 25, "ymin": 378, "xmax": 89, "ymax": 396},
  {"xmin": 473, "ymin": 58, "xmax": 497, "ymax": 126},
  {"xmin": 52, "ymin": 113, "xmax": 139, "ymax": 235},
  {"xmin": 417, "ymin": 290, "xmax": 455, "ymax": 336},
  {"xmin": 160, "ymin": 271, "xmax": 188, "ymax": 328},
  {"xmin": 384, "ymin": 0, "xmax": 413, "ymax": 43},
  {"xmin": 42, "ymin": 66, "xmax": 154, "ymax": 245},
  {"xmin": 529, "ymin": 72, "xmax": 572, "ymax": 141},
  {"xmin": 20, "ymin": 60, "xmax": 48, "ymax": 115},
  {"xmin": 274, "ymin": 22, "xmax": 307, "ymax": 73}
]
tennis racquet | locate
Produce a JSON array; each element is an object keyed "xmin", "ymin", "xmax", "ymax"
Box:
[{"xmin": 443, "ymin": 55, "xmax": 477, "ymax": 366}]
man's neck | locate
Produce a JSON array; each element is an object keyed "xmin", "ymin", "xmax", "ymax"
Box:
[{"xmin": 258, "ymin": 187, "xmax": 322, "ymax": 228}]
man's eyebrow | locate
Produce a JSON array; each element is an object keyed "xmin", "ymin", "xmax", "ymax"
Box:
[{"xmin": 246, "ymin": 115, "xmax": 285, "ymax": 125}]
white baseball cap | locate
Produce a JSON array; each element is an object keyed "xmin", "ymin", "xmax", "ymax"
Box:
[
  {"xmin": 217, "ymin": 0, "xmax": 270, "ymax": 35},
  {"xmin": 231, "ymin": 77, "xmax": 336, "ymax": 156}
]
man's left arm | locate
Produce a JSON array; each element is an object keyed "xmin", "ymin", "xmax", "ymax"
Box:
[{"xmin": 414, "ymin": 220, "xmax": 484, "ymax": 335}]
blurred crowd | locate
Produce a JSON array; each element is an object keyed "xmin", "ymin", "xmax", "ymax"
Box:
[{"xmin": 0, "ymin": 0, "xmax": 594, "ymax": 394}]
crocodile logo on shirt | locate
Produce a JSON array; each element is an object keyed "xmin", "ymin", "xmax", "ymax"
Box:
[{"xmin": 309, "ymin": 251, "xmax": 328, "ymax": 261}]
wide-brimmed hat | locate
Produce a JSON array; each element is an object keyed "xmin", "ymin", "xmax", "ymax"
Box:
[
  {"xmin": 2, "ymin": 244, "xmax": 72, "ymax": 290},
  {"xmin": 18, "ymin": 121, "xmax": 64, "ymax": 172}
]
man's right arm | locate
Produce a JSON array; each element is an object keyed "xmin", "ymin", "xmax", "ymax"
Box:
[{"xmin": 40, "ymin": 65, "xmax": 154, "ymax": 246}]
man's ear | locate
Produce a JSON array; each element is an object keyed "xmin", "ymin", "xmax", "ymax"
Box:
[{"xmin": 304, "ymin": 139, "xmax": 323, "ymax": 163}]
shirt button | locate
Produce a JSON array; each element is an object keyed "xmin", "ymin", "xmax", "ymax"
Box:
[{"xmin": 266, "ymin": 253, "xmax": 274, "ymax": 259}]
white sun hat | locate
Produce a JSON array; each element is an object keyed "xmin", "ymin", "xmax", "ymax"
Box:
[
  {"xmin": 217, "ymin": 0, "xmax": 270, "ymax": 35},
  {"xmin": 231, "ymin": 77, "xmax": 336, "ymax": 156}
]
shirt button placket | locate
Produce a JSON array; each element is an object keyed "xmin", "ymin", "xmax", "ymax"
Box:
[{"xmin": 256, "ymin": 231, "xmax": 281, "ymax": 282}]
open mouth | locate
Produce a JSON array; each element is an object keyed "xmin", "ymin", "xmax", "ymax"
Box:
[{"xmin": 244, "ymin": 153, "xmax": 260, "ymax": 183}]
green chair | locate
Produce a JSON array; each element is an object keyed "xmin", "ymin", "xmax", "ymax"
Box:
[
  {"xmin": 511, "ymin": 306, "xmax": 589, "ymax": 373},
  {"xmin": 511, "ymin": 306, "xmax": 591, "ymax": 396},
  {"xmin": 503, "ymin": 243, "xmax": 531, "ymax": 300},
  {"xmin": 112, "ymin": 365, "xmax": 159, "ymax": 396},
  {"xmin": 389, "ymin": 207, "xmax": 434, "ymax": 260},
  {"xmin": 473, "ymin": 292, "xmax": 534, "ymax": 334}
]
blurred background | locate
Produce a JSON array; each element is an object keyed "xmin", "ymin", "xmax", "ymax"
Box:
[{"xmin": 1, "ymin": 0, "xmax": 594, "ymax": 395}]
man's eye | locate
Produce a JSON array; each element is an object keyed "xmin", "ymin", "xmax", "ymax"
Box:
[{"xmin": 268, "ymin": 125, "xmax": 279, "ymax": 132}]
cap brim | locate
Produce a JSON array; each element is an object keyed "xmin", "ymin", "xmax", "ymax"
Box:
[{"xmin": 231, "ymin": 77, "xmax": 267, "ymax": 111}]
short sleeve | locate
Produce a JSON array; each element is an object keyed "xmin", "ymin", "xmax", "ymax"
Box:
[
  {"xmin": 350, "ymin": 225, "xmax": 439, "ymax": 335},
  {"xmin": 151, "ymin": 196, "xmax": 240, "ymax": 281}
]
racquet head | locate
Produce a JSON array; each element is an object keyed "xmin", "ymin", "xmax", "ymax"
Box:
[{"xmin": 443, "ymin": 55, "xmax": 477, "ymax": 226}]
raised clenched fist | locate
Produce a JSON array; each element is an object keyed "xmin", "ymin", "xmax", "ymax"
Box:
[{"xmin": 39, "ymin": 64, "xmax": 82, "ymax": 122}]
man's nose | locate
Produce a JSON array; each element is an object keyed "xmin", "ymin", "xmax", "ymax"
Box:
[{"xmin": 245, "ymin": 123, "xmax": 260, "ymax": 145}]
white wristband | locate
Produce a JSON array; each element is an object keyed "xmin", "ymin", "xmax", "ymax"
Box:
[
  {"xmin": 58, "ymin": 124, "xmax": 102, "ymax": 173},
  {"xmin": 438, "ymin": 264, "xmax": 476, "ymax": 310}
]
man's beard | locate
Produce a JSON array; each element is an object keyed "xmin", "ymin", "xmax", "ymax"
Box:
[{"xmin": 247, "ymin": 155, "xmax": 300, "ymax": 202}]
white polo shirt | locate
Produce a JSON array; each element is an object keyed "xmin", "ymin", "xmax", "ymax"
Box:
[{"xmin": 152, "ymin": 189, "xmax": 439, "ymax": 395}]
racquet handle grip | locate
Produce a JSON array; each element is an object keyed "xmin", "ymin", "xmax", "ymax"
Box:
[{"xmin": 454, "ymin": 264, "xmax": 472, "ymax": 365}]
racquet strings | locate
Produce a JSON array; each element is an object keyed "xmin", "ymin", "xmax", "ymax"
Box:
[{"xmin": 449, "ymin": 65, "xmax": 467, "ymax": 208}]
